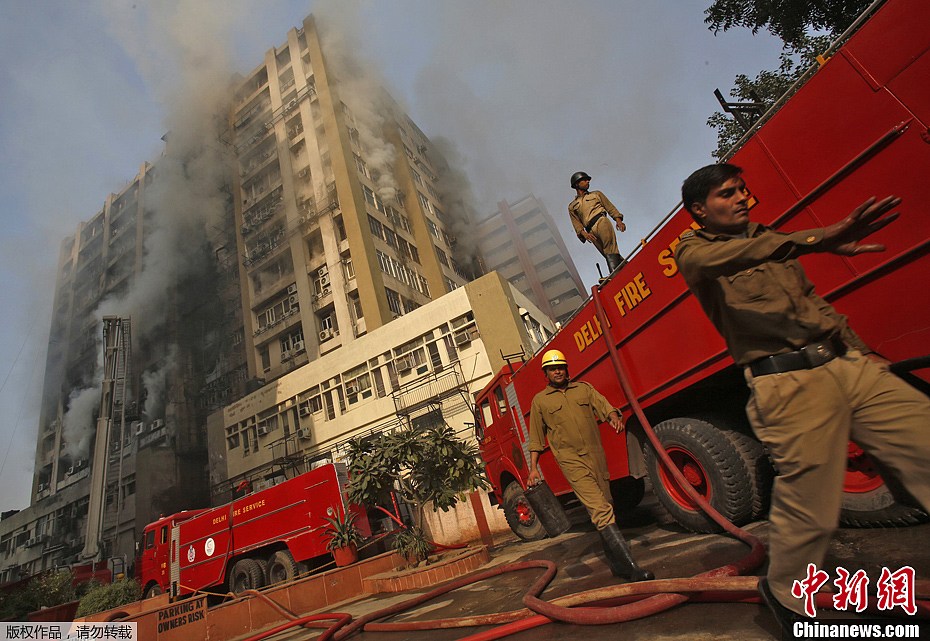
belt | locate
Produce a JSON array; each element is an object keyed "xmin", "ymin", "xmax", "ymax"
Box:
[
  {"xmin": 584, "ymin": 212, "xmax": 606, "ymax": 233},
  {"xmin": 749, "ymin": 336, "xmax": 847, "ymax": 377}
]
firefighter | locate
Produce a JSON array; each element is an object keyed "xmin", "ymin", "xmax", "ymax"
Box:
[
  {"xmin": 675, "ymin": 163, "xmax": 930, "ymax": 634},
  {"xmin": 568, "ymin": 171, "xmax": 627, "ymax": 273},
  {"xmin": 527, "ymin": 349, "xmax": 653, "ymax": 582}
]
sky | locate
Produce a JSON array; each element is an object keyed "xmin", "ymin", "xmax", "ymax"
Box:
[{"xmin": 0, "ymin": 0, "xmax": 787, "ymax": 513}]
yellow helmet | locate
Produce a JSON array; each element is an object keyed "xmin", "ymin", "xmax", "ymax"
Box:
[{"xmin": 541, "ymin": 349, "xmax": 568, "ymax": 369}]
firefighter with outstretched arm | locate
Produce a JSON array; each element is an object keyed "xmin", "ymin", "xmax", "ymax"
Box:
[
  {"xmin": 568, "ymin": 171, "xmax": 627, "ymax": 273},
  {"xmin": 675, "ymin": 163, "xmax": 930, "ymax": 635},
  {"xmin": 527, "ymin": 349, "xmax": 653, "ymax": 582}
]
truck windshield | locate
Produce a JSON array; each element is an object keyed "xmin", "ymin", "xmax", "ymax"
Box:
[{"xmin": 144, "ymin": 529, "xmax": 155, "ymax": 550}]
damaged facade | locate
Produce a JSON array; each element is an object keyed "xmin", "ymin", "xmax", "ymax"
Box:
[{"xmin": 1, "ymin": 14, "xmax": 491, "ymax": 583}]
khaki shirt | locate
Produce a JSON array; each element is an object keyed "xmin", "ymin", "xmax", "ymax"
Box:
[
  {"xmin": 529, "ymin": 381, "xmax": 615, "ymax": 457},
  {"xmin": 674, "ymin": 222, "xmax": 869, "ymax": 365},
  {"xmin": 568, "ymin": 191, "xmax": 622, "ymax": 241}
]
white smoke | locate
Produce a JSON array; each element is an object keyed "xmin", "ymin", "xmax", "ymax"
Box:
[
  {"xmin": 141, "ymin": 344, "xmax": 179, "ymax": 420},
  {"xmin": 314, "ymin": 5, "xmax": 402, "ymax": 204},
  {"xmin": 61, "ymin": 386, "xmax": 102, "ymax": 460}
]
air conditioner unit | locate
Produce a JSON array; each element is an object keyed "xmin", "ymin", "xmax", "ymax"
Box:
[
  {"xmin": 150, "ymin": 419, "xmax": 165, "ymax": 431},
  {"xmin": 281, "ymin": 350, "xmax": 291, "ymax": 360},
  {"xmin": 298, "ymin": 168, "xmax": 309, "ymax": 178},
  {"xmin": 37, "ymin": 483, "xmax": 47, "ymax": 493},
  {"xmin": 345, "ymin": 382, "xmax": 360, "ymax": 396},
  {"xmin": 289, "ymin": 294, "xmax": 299, "ymax": 306},
  {"xmin": 297, "ymin": 427, "xmax": 312, "ymax": 439},
  {"xmin": 396, "ymin": 356, "xmax": 413, "ymax": 372},
  {"xmin": 287, "ymin": 284, "xmax": 298, "ymax": 294},
  {"xmin": 319, "ymin": 328, "xmax": 333, "ymax": 341},
  {"xmin": 67, "ymin": 466, "xmax": 75, "ymax": 476},
  {"xmin": 319, "ymin": 274, "xmax": 330, "ymax": 287},
  {"xmin": 298, "ymin": 405, "xmax": 312, "ymax": 417},
  {"xmin": 293, "ymin": 340, "xmax": 305, "ymax": 353},
  {"xmin": 257, "ymin": 424, "xmax": 270, "ymax": 436},
  {"xmin": 133, "ymin": 421, "xmax": 145, "ymax": 435},
  {"xmin": 454, "ymin": 331, "xmax": 472, "ymax": 346}
]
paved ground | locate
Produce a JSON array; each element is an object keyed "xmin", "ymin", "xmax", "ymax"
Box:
[{"xmin": 269, "ymin": 494, "xmax": 930, "ymax": 641}]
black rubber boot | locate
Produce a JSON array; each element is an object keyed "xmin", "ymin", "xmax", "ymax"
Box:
[
  {"xmin": 606, "ymin": 254, "xmax": 624, "ymax": 272},
  {"xmin": 598, "ymin": 523, "xmax": 654, "ymax": 581},
  {"xmin": 759, "ymin": 577, "xmax": 811, "ymax": 638}
]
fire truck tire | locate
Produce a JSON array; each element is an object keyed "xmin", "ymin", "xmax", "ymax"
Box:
[
  {"xmin": 841, "ymin": 486, "xmax": 929, "ymax": 527},
  {"xmin": 143, "ymin": 582, "xmax": 163, "ymax": 600},
  {"xmin": 719, "ymin": 428, "xmax": 773, "ymax": 520},
  {"xmin": 267, "ymin": 550, "xmax": 300, "ymax": 584},
  {"xmin": 645, "ymin": 418, "xmax": 755, "ymax": 533},
  {"xmin": 610, "ymin": 477, "xmax": 646, "ymax": 512},
  {"xmin": 230, "ymin": 558, "xmax": 264, "ymax": 593},
  {"xmin": 502, "ymin": 481, "xmax": 547, "ymax": 541}
]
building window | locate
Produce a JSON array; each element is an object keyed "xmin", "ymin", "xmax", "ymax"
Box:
[
  {"xmin": 411, "ymin": 169, "xmax": 423, "ymax": 186},
  {"xmin": 435, "ymin": 247, "xmax": 449, "ymax": 267},
  {"xmin": 385, "ymin": 288, "xmax": 403, "ymax": 317},
  {"xmin": 342, "ymin": 254, "xmax": 355, "ymax": 281},
  {"xmin": 418, "ymin": 193, "xmax": 434, "ymax": 215},
  {"xmin": 426, "ymin": 218, "xmax": 440, "ymax": 239},
  {"xmin": 368, "ymin": 214, "xmax": 384, "ymax": 240},
  {"xmin": 259, "ymin": 347, "xmax": 270, "ymax": 371}
]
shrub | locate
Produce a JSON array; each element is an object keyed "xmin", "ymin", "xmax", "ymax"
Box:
[{"xmin": 75, "ymin": 578, "xmax": 142, "ymax": 618}]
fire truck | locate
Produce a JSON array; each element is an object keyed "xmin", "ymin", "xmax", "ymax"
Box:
[
  {"xmin": 476, "ymin": 0, "xmax": 930, "ymax": 540},
  {"xmin": 137, "ymin": 463, "xmax": 371, "ymax": 598}
]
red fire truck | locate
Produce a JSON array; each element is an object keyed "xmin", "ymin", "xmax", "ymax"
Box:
[
  {"xmin": 476, "ymin": 0, "xmax": 930, "ymax": 540},
  {"xmin": 137, "ymin": 463, "xmax": 370, "ymax": 598}
]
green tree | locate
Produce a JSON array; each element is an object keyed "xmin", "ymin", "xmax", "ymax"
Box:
[
  {"xmin": 705, "ymin": 0, "xmax": 867, "ymax": 158},
  {"xmin": 0, "ymin": 570, "xmax": 77, "ymax": 620},
  {"xmin": 75, "ymin": 578, "xmax": 142, "ymax": 618},
  {"xmin": 705, "ymin": 0, "xmax": 869, "ymax": 48},
  {"xmin": 345, "ymin": 423, "xmax": 488, "ymax": 563}
]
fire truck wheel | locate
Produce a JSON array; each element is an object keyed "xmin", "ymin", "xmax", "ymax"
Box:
[
  {"xmin": 645, "ymin": 418, "xmax": 756, "ymax": 533},
  {"xmin": 502, "ymin": 481, "xmax": 547, "ymax": 541},
  {"xmin": 609, "ymin": 477, "xmax": 645, "ymax": 511},
  {"xmin": 230, "ymin": 558, "xmax": 265, "ymax": 593},
  {"xmin": 840, "ymin": 473, "xmax": 929, "ymax": 527},
  {"xmin": 720, "ymin": 428, "xmax": 773, "ymax": 520},
  {"xmin": 267, "ymin": 550, "xmax": 300, "ymax": 584},
  {"xmin": 143, "ymin": 582, "xmax": 163, "ymax": 600}
]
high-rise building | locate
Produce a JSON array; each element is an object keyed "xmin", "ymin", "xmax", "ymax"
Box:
[
  {"xmin": 1, "ymin": 14, "xmax": 483, "ymax": 583},
  {"xmin": 477, "ymin": 195, "xmax": 586, "ymax": 324},
  {"xmin": 232, "ymin": 17, "xmax": 478, "ymax": 386}
]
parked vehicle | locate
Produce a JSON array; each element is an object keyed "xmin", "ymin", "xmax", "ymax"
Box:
[{"xmin": 476, "ymin": 0, "xmax": 930, "ymax": 539}]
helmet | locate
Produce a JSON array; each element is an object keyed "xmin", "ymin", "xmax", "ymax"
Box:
[
  {"xmin": 541, "ymin": 349, "xmax": 568, "ymax": 369},
  {"xmin": 570, "ymin": 171, "xmax": 592, "ymax": 188}
]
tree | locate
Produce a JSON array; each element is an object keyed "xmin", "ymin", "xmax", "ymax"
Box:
[
  {"xmin": 707, "ymin": 35, "xmax": 829, "ymax": 158},
  {"xmin": 345, "ymin": 422, "xmax": 489, "ymax": 563},
  {"xmin": 705, "ymin": 0, "xmax": 867, "ymax": 158},
  {"xmin": 705, "ymin": 0, "xmax": 870, "ymax": 48}
]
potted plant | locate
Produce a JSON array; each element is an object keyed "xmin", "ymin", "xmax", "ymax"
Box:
[{"xmin": 323, "ymin": 509, "xmax": 363, "ymax": 567}]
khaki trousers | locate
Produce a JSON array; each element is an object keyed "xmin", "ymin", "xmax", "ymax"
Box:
[
  {"xmin": 745, "ymin": 350, "xmax": 930, "ymax": 615},
  {"xmin": 557, "ymin": 451, "xmax": 615, "ymax": 529},
  {"xmin": 590, "ymin": 216, "xmax": 619, "ymax": 257}
]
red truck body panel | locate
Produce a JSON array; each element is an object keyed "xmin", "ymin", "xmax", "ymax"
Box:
[
  {"xmin": 139, "ymin": 463, "xmax": 370, "ymax": 596},
  {"xmin": 478, "ymin": 0, "xmax": 930, "ymax": 502}
]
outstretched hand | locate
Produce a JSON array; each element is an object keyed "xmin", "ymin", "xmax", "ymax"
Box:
[{"xmin": 822, "ymin": 196, "xmax": 901, "ymax": 256}]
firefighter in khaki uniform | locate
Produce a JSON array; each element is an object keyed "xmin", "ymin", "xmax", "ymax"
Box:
[
  {"xmin": 527, "ymin": 349, "xmax": 652, "ymax": 581},
  {"xmin": 568, "ymin": 171, "xmax": 627, "ymax": 273},
  {"xmin": 675, "ymin": 163, "xmax": 930, "ymax": 635}
]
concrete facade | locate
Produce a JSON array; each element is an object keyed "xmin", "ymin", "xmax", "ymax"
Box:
[{"xmin": 207, "ymin": 273, "xmax": 555, "ymax": 542}]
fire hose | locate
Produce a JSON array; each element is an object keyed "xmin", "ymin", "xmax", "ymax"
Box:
[{"xmin": 236, "ymin": 280, "xmax": 928, "ymax": 640}]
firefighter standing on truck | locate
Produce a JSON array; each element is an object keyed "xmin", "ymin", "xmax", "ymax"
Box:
[
  {"xmin": 527, "ymin": 349, "xmax": 653, "ymax": 582},
  {"xmin": 568, "ymin": 171, "xmax": 627, "ymax": 273},
  {"xmin": 675, "ymin": 163, "xmax": 930, "ymax": 636}
]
